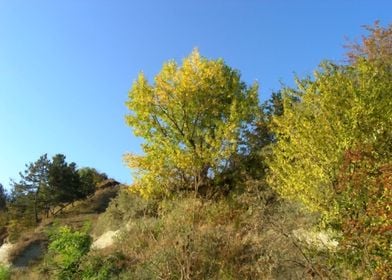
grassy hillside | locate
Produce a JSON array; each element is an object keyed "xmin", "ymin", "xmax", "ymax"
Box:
[
  {"xmin": 2, "ymin": 180, "xmax": 343, "ymax": 280},
  {"xmin": 0, "ymin": 179, "xmax": 338, "ymax": 280},
  {"xmin": 0, "ymin": 180, "xmax": 121, "ymax": 280}
]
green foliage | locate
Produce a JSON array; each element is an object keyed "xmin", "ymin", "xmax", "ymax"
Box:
[
  {"xmin": 47, "ymin": 154, "xmax": 82, "ymax": 207},
  {"xmin": 79, "ymin": 252, "xmax": 129, "ymax": 280},
  {"xmin": 125, "ymin": 49, "xmax": 260, "ymax": 198},
  {"xmin": 78, "ymin": 167, "xmax": 108, "ymax": 197},
  {"xmin": 0, "ymin": 184, "xmax": 7, "ymax": 211},
  {"xmin": 44, "ymin": 225, "xmax": 92, "ymax": 279},
  {"xmin": 226, "ymin": 91, "xmax": 284, "ymax": 185},
  {"xmin": 0, "ymin": 265, "xmax": 10, "ymax": 280},
  {"xmin": 10, "ymin": 154, "xmax": 51, "ymax": 223},
  {"xmin": 8, "ymin": 154, "xmax": 106, "ymax": 237}
]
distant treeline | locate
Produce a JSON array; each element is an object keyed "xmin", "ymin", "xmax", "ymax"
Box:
[{"xmin": 0, "ymin": 154, "xmax": 108, "ymax": 241}]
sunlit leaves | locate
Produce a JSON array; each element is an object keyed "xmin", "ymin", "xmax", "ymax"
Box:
[
  {"xmin": 267, "ymin": 24, "xmax": 392, "ymax": 277},
  {"xmin": 268, "ymin": 58, "xmax": 392, "ymax": 216},
  {"xmin": 334, "ymin": 147, "xmax": 392, "ymax": 278},
  {"xmin": 125, "ymin": 49, "xmax": 259, "ymax": 197}
]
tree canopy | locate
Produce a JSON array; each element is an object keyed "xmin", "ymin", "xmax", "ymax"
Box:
[
  {"xmin": 9, "ymin": 154, "xmax": 106, "ymax": 224},
  {"xmin": 0, "ymin": 183, "xmax": 7, "ymax": 211},
  {"xmin": 10, "ymin": 154, "xmax": 51, "ymax": 223},
  {"xmin": 267, "ymin": 23, "xmax": 392, "ymax": 278},
  {"xmin": 268, "ymin": 24, "xmax": 392, "ymax": 217},
  {"xmin": 125, "ymin": 49, "xmax": 260, "ymax": 198}
]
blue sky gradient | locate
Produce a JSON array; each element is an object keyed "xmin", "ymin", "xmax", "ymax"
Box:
[{"xmin": 0, "ymin": 1, "xmax": 391, "ymax": 189}]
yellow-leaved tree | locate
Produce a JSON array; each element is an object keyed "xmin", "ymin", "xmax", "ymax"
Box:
[
  {"xmin": 267, "ymin": 23, "xmax": 392, "ymax": 277},
  {"xmin": 268, "ymin": 23, "xmax": 392, "ymax": 217},
  {"xmin": 125, "ymin": 50, "xmax": 259, "ymax": 198}
]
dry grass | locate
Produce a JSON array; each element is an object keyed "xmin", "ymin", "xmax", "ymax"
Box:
[
  {"xmin": 91, "ymin": 187, "xmax": 331, "ymax": 279},
  {"xmin": 4, "ymin": 183, "xmax": 337, "ymax": 279},
  {"xmin": 7, "ymin": 232, "xmax": 46, "ymax": 265}
]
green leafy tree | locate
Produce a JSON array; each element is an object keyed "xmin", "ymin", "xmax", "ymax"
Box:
[
  {"xmin": 125, "ymin": 49, "xmax": 259, "ymax": 197},
  {"xmin": 9, "ymin": 154, "xmax": 92, "ymax": 224},
  {"xmin": 10, "ymin": 154, "xmax": 50, "ymax": 223},
  {"xmin": 78, "ymin": 167, "xmax": 108, "ymax": 196},
  {"xmin": 0, "ymin": 184, "xmax": 7, "ymax": 211},
  {"xmin": 215, "ymin": 91, "xmax": 284, "ymax": 194},
  {"xmin": 47, "ymin": 154, "xmax": 81, "ymax": 207}
]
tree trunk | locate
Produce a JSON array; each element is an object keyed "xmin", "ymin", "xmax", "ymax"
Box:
[
  {"xmin": 34, "ymin": 191, "xmax": 39, "ymax": 224},
  {"xmin": 195, "ymin": 165, "xmax": 210, "ymax": 196}
]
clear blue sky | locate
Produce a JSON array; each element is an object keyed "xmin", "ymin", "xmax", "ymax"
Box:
[{"xmin": 0, "ymin": 1, "xmax": 391, "ymax": 189}]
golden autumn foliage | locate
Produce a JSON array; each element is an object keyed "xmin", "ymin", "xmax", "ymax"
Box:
[
  {"xmin": 268, "ymin": 23, "xmax": 392, "ymax": 278},
  {"xmin": 125, "ymin": 49, "xmax": 259, "ymax": 198},
  {"xmin": 268, "ymin": 57, "xmax": 392, "ymax": 217},
  {"xmin": 335, "ymin": 147, "xmax": 392, "ymax": 278}
]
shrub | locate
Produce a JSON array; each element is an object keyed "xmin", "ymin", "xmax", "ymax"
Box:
[
  {"xmin": 92, "ymin": 189, "xmax": 158, "ymax": 236},
  {"xmin": 0, "ymin": 265, "xmax": 10, "ymax": 280},
  {"xmin": 332, "ymin": 147, "xmax": 392, "ymax": 279},
  {"xmin": 79, "ymin": 252, "xmax": 129, "ymax": 280},
  {"xmin": 82, "ymin": 180, "xmax": 338, "ymax": 278},
  {"xmin": 106, "ymin": 189, "xmax": 329, "ymax": 279},
  {"xmin": 43, "ymin": 225, "xmax": 91, "ymax": 279}
]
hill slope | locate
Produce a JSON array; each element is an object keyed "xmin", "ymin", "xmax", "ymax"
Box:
[{"xmin": 0, "ymin": 179, "xmax": 121, "ymax": 279}]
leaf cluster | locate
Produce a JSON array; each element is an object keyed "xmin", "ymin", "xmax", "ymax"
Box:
[
  {"xmin": 268, "ymin": 23, "xmax": 392, "ymax": 277},
  {"xmin": 125, "ymin": 49, "xmax": 260, "ymax": 198}
]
